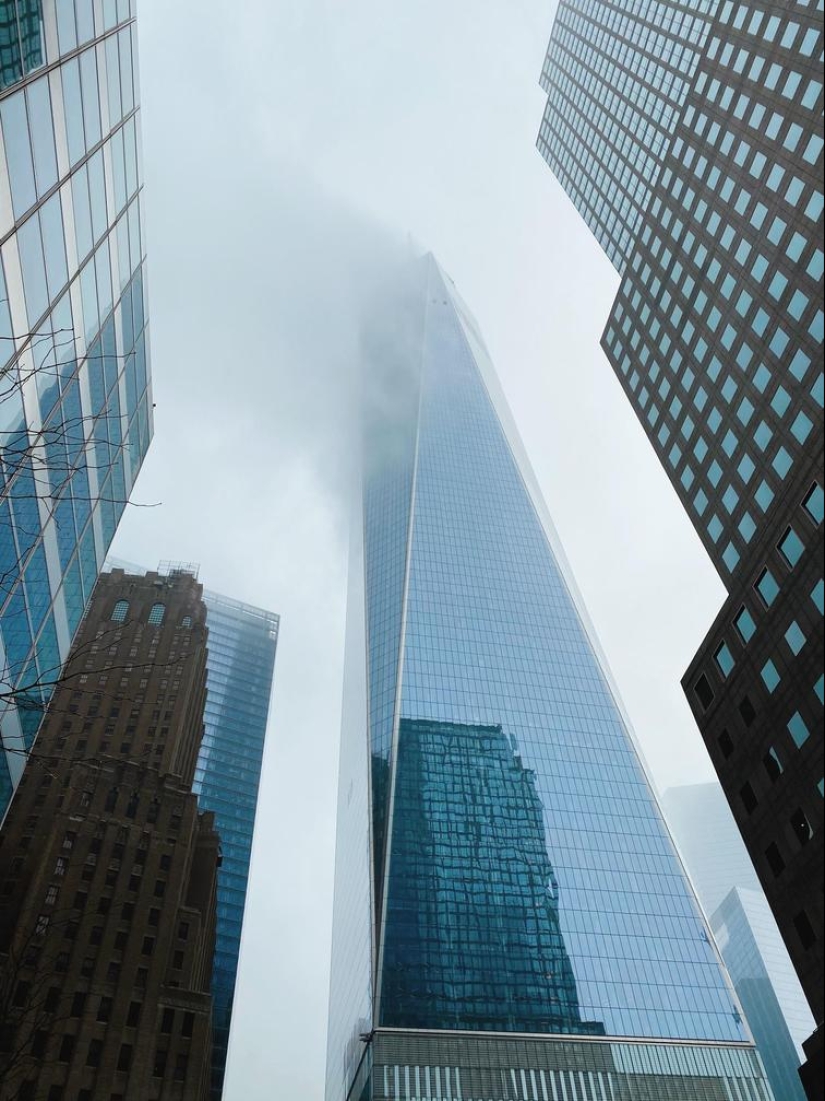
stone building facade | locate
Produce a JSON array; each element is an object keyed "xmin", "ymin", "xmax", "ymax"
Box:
[{"xmin": 0, "ymin": 569, "xmax": 218, "ymax": 1101}]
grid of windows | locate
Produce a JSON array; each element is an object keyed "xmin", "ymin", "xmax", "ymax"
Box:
[
  {"xmin": 192, "ymin": 591, "xmax": 278, "ymax": 1101},
  {"xmin": 0, "ymin": 0, "xmax": 150, "ymax": 812},
  {"xmin": 326, "ymin": 257, "xmax": 766, "ymax": 1101},
  {"xmin": 537, "ymin": 0, "xmax": 718, "ymax": 271},
  {"xmin": 607, "ymin": 0, "xmax": 825, "ymax": 1036}
]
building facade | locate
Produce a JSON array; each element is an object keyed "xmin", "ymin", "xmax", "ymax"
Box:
[
  {"xmin": 537, "ymin": 0, "xmax": 718, "ymax": 271},
  {"xmin": 325, "ymin": 255, "xmax": 771, "ymax": 1100},
  {"xmin": 104, "ymin": 559, "xmax": 280, "ymax": 1100},
  {"xmin": 0, "ymin": 568, "xmax": 217, "ymax": 1101},
  {"xmin": 538, "ymin": 0, "xmax": 823, "ymax": 1087},
  {"xmin": 663, "ymin": 783, "xmax": 814, "ymax": 1101},
  {"xmin": 193, "ymin": 588, "xmax": 278, "ymax": 1101},
  {"xmin": 0, "ymin": 0, "xmax": 151, "ymax": 815}
]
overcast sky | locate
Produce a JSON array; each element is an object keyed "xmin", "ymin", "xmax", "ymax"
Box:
[{"xmin": 111, "ymin": 1, "xmax": 726, "ymax": 1096}]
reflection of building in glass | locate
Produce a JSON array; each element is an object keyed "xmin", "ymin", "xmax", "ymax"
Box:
[
  {"xmin": 0, "ymin": 0, "xmax": 151, "ymax": 817},
  {"xmin": 0, "ymin": 1, "xmax": 44, "ymax": 91},
  {"xmin": 325, "ymin": 254, "xmax": 770, "ymax": 1100},
  {"xmin": 383, "ymin": 719, "xmax": 603, "ymax": 1033},
  {"xmin": 537, "ymin": 3, "xmax": 824, "ymax": 1089}
]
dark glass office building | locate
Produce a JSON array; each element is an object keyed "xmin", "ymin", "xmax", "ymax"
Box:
[
  {"xmin": 538, "ymin": 0, "xmax": 823, "ymax": 1089},
  {"xmin": 193, "ymin": 588, "xmax": 278, "ymax": 1100},
  {"xmin": 325, "ymin": 255, "xmax": 770, "ymax": 1100},
  {"xmin": 0, "ymin": 0, "xmax": 151, "ymax": 816}
]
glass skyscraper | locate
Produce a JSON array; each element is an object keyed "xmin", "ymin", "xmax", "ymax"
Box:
[
  {"xmin": 0, "ymin": 0, "xmax": 150, "ymax": 816},
  {"xmin": 538, "ymin": 1, "xmax": 823, "ymax": 1088},
  {"xmin": 194, "ymin": 587, "xmax": 279, "ymax": 1101},
  {"xmin": 326, "ymin": 254, "xmax": 771, "ymax": 1100},
  {"xmin": 663, "ymin": 783, "xmax": 814, "ymax": 1101}
]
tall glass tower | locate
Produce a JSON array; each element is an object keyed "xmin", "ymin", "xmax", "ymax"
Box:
[
  {"xmin": 194, "ymin": 587, "xmax": 279, "ymax": 1101},
  {"xmin": 326, "ymin": 255, "xmax": 771, "ymax": 1100},
  {"xmin": 0, "ymin": 0, "xmax": 150, "ymax": 815}
]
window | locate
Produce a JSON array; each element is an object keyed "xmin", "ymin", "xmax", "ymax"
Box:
[
  {"xmin": 756, "ymin": 568, "xmax": 779, "ymax": 607},
  {"xmin": 181, "ymin": 615, "xmax": 192, "ymax": 628},
  {"xmin": 70, "ymin": 992, "xmax": 86, "ymax": 1017},
  {"xmin": 790, "ymin": 807, "xmax": 813, "ymax": 846},
  {"xmin": 788, "ymin": 712, "xmax": 810, "ymax": 748},
  {"xmin": 111, "ymin": 599, "xmax": 129, "ymax": 622},
  {"xmin": 86, "ymin": 1038, "xmax": 103, "ymax": 1067},
  {"xmin": 739, "ymin": 696, "xmax": 756, "ymax": 726},
  {"xmin": 734, "ymin": 606, "xmax": 756, "ymax": 642},
  {"xmin": 779, "ymin": 527, "xmax": 805, "ymax": 567},
  {"xmin": 13, "ymin": 980, "xmax": 31, "ymax": 1007},
  {"xmin": 740, "ymin": 782, "xmax": 758, "ymax": 814},
  {"xmin": 765, "ymin": 842, "xmax": 785, "ymax": 877},
  {"xmin": 58, "ymin": 1035, "xmax": 75, "ymax": 1063},
  {"xmin": 718, "ymin": 729, "xmax": 734, "ymax": 758},
  {"xmin": 126, "ymin": 1001, "xmax": 142, "ymax": 1027},
  {"xmin": 785, "ymin": 621, "xmax": 806, "ymax": 655},
  {"xmin": 761, "ymin": 660, "xmax": 781, "ymax": 693},
  {"xmin": 713, "ymin": 642, "xmax": 734, "ymax": 677},
  {"xmin": 97, "ymin": 996, "xmax": 112, "ymax": 1023},
  {"xmin": 148, "ymin": 603, "xmax": 166, "ymax": 626},
  {"xmin": 763, "ymin": 748, "xmax": 783, "ymax": 782},
  {"xmin": 160, "ymin": 1008, "xmax": 174, "ymax": 1034},
  {"xmin": 153, "ymin": 1049, "xmax": 168, "ymax": 1078},
  {"xmin": 803, "ymin": 482, "xmax": 824, "ymax": 525},
  {"xmin": 694, "ymin": 674, "xmax": 714, "ymax": 710},
  {"xmin": 182, "ymin": 1012, "xmax": 195, "ymax": 1038},
  {"xmin": 794, "ymin": 910, "xmax": 816, "ymax": 949},
  {"xmin": 117, "ymin": 1044, "xmax": 133, "ymax": 1073}
]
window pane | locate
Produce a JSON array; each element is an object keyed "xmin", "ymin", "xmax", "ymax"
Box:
[
  {"xmin": 17, "ymin": 214, "xmax": 48, "ymax": 326},
  {"xmin": 779, "ymin": 527, "xmax": 804, "ymax": 567},
  {"xmin": 734, "ymin": 607, "xmax": 756, "ymax": 643},
  {"xmin": 1, "ymin": 92, "xmax": 37, "ymax": 218},
  {"xmin": 26, "ymin": 76, "xmax": 58, "ymax": 197},
  {"xmin": 61, "ymin": 59, "xmax": 85, "ymax": 166},
  {"xmin": 39, "ymin": 193, "xmax": 68, "ymax": 299}
]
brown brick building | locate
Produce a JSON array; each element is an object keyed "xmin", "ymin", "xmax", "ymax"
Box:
[{"xmin": 0, "ymin": 569, "xmax": 220, "ymax": 1101}]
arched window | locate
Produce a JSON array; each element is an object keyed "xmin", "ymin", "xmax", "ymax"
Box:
[
  {"xmin": 147, "ymin": 603, "xmax": 166, "ymax": 626},
  {"xmin": 111, "ymin": 600, "xmax": 129, "ymax": 623},
  {"xmin": 180, "ymin": 616, "xmax": 192, "ymax": 628}
]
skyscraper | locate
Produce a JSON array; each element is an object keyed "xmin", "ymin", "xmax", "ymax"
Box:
[
  {"xmin": 0, "ymin": 568, "xmax": 217, "ymax": 1100},
  {"xmin": 104, "ymin": 559, "xmax": 279, "ymax": 1100},
  {"xmin": 325, "ymin": 255, "xmax": 770, "ymax": 1100},
  {"xmin": 537, "ymin": 1, "xmax": 823, "ymax": 1087},
  {"xmin": 663, "ymin": 783, "xmax": 814, "ymax": 1101},
  {"xmin": 193, "ymin": 588, "xmax": 278, "ymax": 1101},
  {"xmin": 0, "ymin": 0, "xmax": 151, "ymax": 816}
]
